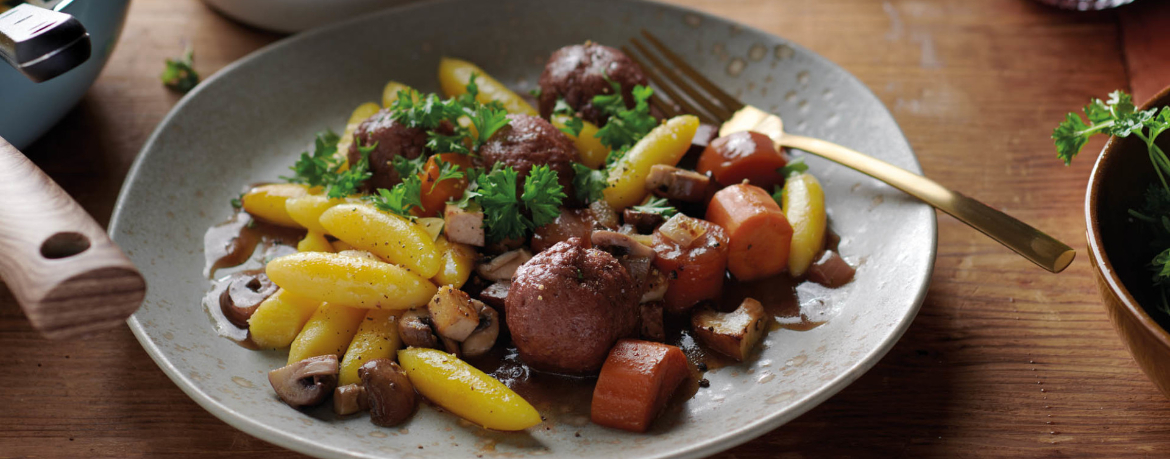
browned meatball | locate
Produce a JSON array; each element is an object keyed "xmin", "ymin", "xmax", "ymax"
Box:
[
  {"xmin": 346, "ymin": 108, "xmax": 427, "ymax": 191},
  {"xmin": 480, "ymin": 114, "xmax": 577, "ymax": 193},
  {"xmin": 538, "ymin": 43, "xmax": 649, "ymax": 125},
  {"xmin": 506, "ymin": 237, "xmax": 639, "ymax": 374}
]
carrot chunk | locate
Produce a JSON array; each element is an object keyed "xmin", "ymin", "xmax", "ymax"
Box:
[
  {"xmin": 591, "ymin": 339, "xmax": 690, "ymax": 433},
  {"xmin": 696, "ymin": 131, "xmax": 787, "ymax": 189},
  {"xmin": 706, "ymin": 183, "xmax": 794, "ymax": 281}
]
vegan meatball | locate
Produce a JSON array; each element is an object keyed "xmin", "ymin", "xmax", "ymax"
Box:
[
  {"xmin": 346, "ymin": 108, "xmax": 427, "ymax": 191},
  {"xmin": 480, "ymin": 114, "xmax": 577, "ymax": 193},
  {"xmin": 505, "ymin": 237, "xmax": 639, "ymax": 374},
  {"xmin": 538, "ymin": 43, "xmax": 649, "ymax": 125}
]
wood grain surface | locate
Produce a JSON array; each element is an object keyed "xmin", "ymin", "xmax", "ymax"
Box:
[
  {"xmin": 2, "ymin": 0, "xmax": 1167, "ymax": 457},
  {"xmin": 0, "ymin": 138, "xmax": 145, "ymax": 338}
]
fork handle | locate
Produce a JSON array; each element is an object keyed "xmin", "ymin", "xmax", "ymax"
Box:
[{"xmin": 778, "ymin": 134, "xmax": 1075, "ymax": 273}]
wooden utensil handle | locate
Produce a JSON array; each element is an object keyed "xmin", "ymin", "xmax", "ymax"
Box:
[{"xmin": 0, "ymin": 137, "xmax": 145, "ymax": 338}]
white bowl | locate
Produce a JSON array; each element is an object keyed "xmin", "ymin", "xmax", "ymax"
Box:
[{"xmin": 201, "ymin": 0, "xmax": 419, "ymax": 34}]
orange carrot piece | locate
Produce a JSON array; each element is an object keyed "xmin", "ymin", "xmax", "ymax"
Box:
[
  {"xmin": 415, "ymin": 153, "xmax": 473, "ymax": 218},
  {"xmin": 651, "ymin": 216, "xmax": 730, "ymax": 313},
  {"xmin": 591, "ymin": 339, "xmax": 690, "ymax": 433},
  {"xmin": 706, "ymin": 183, "xmax": 793, "ymax": 281},
  {"xmin": 696, "ymin": 131, "xmax": 787, "ymax": 189}
]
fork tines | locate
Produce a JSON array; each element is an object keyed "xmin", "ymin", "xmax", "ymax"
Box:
[{"xmin": 624, "ymin": 30, "xmax": 746, "ymax": 124}]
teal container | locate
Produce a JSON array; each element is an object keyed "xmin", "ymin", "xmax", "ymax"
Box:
[{"xmin": 0, "ymin": 0, "xmax": 131, "ymax": 149}]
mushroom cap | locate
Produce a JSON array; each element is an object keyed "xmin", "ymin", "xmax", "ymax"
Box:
[
  {"xmin": 359, "ymin": 359, "xmax": 417, "ymax": 427},
  {"xmin": 267, "ymin": 355, "xmax": 339, "ymax": 408},
  {"xmin": 219, "ymin": 270, "xmax": 278, "ymax": 328}
]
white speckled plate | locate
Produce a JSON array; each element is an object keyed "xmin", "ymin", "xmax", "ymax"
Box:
[{"xmin": 111, "ymin": 0, "xmax": 936, "ymax": 457}]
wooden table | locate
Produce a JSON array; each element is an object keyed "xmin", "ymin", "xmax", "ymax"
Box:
[{"xmin": 3, "ymin": 0, "xmax": 1169, "ymax": 456}]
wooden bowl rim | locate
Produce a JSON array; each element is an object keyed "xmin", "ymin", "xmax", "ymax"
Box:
[{"xmin": 1086, "ymin": 84, "xmax": 1170, "ymax": 350}]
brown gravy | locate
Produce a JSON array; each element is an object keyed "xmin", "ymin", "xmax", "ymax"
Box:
[{"xmin": 200, "ymin": 211, "xmax": 849, "ymax": 427}]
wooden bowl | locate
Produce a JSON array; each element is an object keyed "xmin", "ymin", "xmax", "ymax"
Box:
[{"xmin": 1087, "ymin": 86, "xmax": 1170, "ymax": 397}]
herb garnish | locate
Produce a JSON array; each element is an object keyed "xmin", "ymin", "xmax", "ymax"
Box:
[
  {"xmin": 161, "ymin": 46, "xmax": 199, "ymax": 93},
  {"xmin": 571, "ymin": 163, "xmax": 608, "ymax": 203},
  {"xmin": 1053, "ymin": 90, "xmax": 1170, "ymax": 313},
  {"xmin": 593, "ymin": 84, "xmax": 657, "ymax": 163},
  {"xmin": 632, "ymin": 197, "xmax": 678, "ymax": 218},
  {"xmin": 283, "ymin": 130, "xmax": 374, "ymax": 198}
]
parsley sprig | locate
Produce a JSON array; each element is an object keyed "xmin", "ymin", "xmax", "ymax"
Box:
[
  {"xmin": 161, "ymin": 46, "xmax": 199, "ymax": 93},
  {"xmin": 632, "ymin": 197, "xmax": 678, "ymax": 218},
  {"xmin": 1053, "ymin": 90, "xmax": 1170, "ymax": 314},
  {"xmin": 458, "ymin": 165, "xmax": 566, "ymax": 242},
  {"xmin": 594, "ymin": 83, "xmax": 657, "ymax": 167},
  {"xmin": 282, "ymin": 130, "xmax": 374, "ymax": 198}
]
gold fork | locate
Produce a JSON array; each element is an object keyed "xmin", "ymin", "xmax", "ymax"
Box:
[{"xmin": 624, "ymin": 30, "xmax": 1075, "ymax": 274}]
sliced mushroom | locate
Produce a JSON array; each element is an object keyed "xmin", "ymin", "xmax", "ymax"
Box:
[
  {"xmin": 359, "ymin": 359, "xmax": 417, "ymax": 427},
  {"xmin": 267, "ymin": 355, "xmax": 339, "ymax": 408},
  {"xmin": 591, "ymin": 230, "xmax": 656, "ymax": 260},
  {"xmin": 623, "ymin": 208, "xmax": 666, "ymax": 234},
  {"xmin": 461, "ymin": 304, "xmax": 500, "ymax": 358},
  {"xmin": 219, "ymin": 270, "xmax": 278, "ymax": 328},
  {"xmin": 640, "ymin": 301, "xmax": 665, "ymax": 342},
  {"xmin": 645, "ymin": 164, "xmax": 711, "ymax": 202},
  {"xmin": 444, "ymin": 203, "xmax": 485, "ymax": 247},
  {"xmin": 427, "ymin": 286, "xmax": 480, "ymax": 341},
  {"xmin": 640, "ymin": 267, "xmax": 668, "ymax": 304},
  {"xmin": 333, "ymin": 383, "xmax": 369, "ymax": 416},
  {"xmin": 690, "ymin": 298, "xmax": 769, "ymax": 361},
  {"xmin": 592, "ymin": 230, "xmax": 658, "ymax": 292},
  {"xmin": 439, "ymin": 334, "xmax": 462, "ymax": 357},
  {"xmin": 398, "ymin": 309, "xmax": 439, "ymax": 349},
  {"xmin": 477, "ymin": 281, "xmax": 510, "ymax": 312},
  {"xmin": 476, "ymin": 248, "xmax": 532, "ymax": 282}
]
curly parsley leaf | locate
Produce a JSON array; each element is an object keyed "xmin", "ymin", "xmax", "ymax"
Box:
[
  {"xmin": 1052, "ymin": 90, "xmax": 1160, "ymax": 165},
  {"xmin": 162, "ymin": 46, "xmax": 200, "ymax": 93},
  {"xmin": 426, "ymin": 131, "xmax": 471, "ymax": 155},
  {"xmin": 477, "ymin": 166, "xmax": 527, "ymax": 242},
  {"xmin": 594, "ymin": 84, "xmax": 657, "ymax": 168},
  {"xmin": 632, "ymin": 197, "xmax": 678, "ymax": 218},
  {"xmin": 392, "ymin": 155, "xmax": 426, "ymax": 180},
  {"xmin": 772, "ymin": 185, "xmax": 785, "ymax": 207},
  {"xmin": 522, "ymin": 165, "xmax": 567, "ymax": 227},
  {"xmin": 470, "ymin": 104, "xmax": 510, "ymax": 146},
  {"xmin": 326, "ymin": 141, "xmax": 374, "ymax": 198},
  {"xmin": 428, "ymin": 157, "xmax": 465, "ymax": 193},
  {"xmin": 779, "ymin": 157, "xmax": 809, "ymax": 178},
  {"xmin": 572, "ymin": 163, "xmax": 607, "ymax": 203},
  {"xmin": 369, "ymin": 175, "xmax": 423, "ymax": 219}
]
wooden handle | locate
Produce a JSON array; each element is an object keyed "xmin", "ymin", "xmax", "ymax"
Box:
[{"xmin": 0, "ymin": 137, "xmax": 145, "ymax": 338}]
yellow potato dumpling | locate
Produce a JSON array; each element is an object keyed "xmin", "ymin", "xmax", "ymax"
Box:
[
  {"xmin": 335, "ymin": 101, "xmax": 382, "ymax": 166},
  {"xmin": 551, "ymin": 114, "xmax": 609, "ymax": 169},
  {"xmin": 438, "ymin": 57, "xmax": 538, "ymax": 116},
  {"xmin": 249, "ymin": 289, "xmax": 321, "ymax": 350},
  {"xmin": 297, "ymin": 231, "xmax": 334, "ymax": 253},
  {"xmin": 319, "ymin": 203, "xmax": 442, "ymax": 278},
  {"xmin": 286, "ymin": 194, "xmax": 347, "ymax": 234},
  {"xmin": 331, "ymin": 239, "xmax": 355, "ymax": 252},
  {"xmin": 266, "ymin": 251, "xmax": 437, "ymax": 310},
  {"xmin": 241, "ymin": 183, "xmax": 309, "ymax": 228},
  {"xmin": 431, "ymin": 236, "xmax": 477, "ymax": 288},
  {"xmin": 382, "ymin": 80, "xmax": 417, "ymax": 108},
  {"xmin": 339, "ymin": 309, "xmax": 402, "ymax": 386},
  {"xmin": 288, "ymin": 303, "xmax": 367, "ymax": 364},
  {"xmin": 782, "ymin": 172, "xmax": 827, "ymax": 277},
  {"xmin": 604, "ymin": 115, "xmax": 700, "ymax": 209},
  {"xmin": 398, "ymin": 348, "xmax": 542, "ymax": 431}
]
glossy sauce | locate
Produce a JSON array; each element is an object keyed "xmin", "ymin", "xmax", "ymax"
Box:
[{"xmin": 202, "ymin": 211, "xmax": 302, "ymax": 348}]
